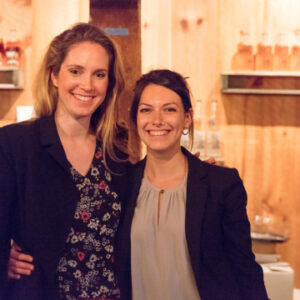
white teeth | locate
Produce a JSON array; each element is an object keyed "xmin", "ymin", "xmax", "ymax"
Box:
[
  {"xmin": 74, "ymin": 94, "xmax": 93, "ymax": 101},
  {"xmin": 149, "ymin": 130, "xmax": 168, "ymax": 136}
]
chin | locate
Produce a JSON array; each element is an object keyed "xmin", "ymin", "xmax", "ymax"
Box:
[{"xmin": 147, "ymin": 144, "xmax": 180, "ymax": 154}]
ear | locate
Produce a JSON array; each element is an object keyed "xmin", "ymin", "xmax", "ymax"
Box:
[
  {"xmin": 184, "ymin": 108, "xmax": 193, "ymax": 129},
  {"xmin": 51, "ymin": 72, "xmax": 58, "ymax": 87}
]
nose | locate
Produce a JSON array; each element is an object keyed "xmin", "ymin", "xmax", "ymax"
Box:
[
  {"xmin": 152, "ymin": 111, "xmax": 164, "ymax": 126},
  {"xmin": 80, "ymin": 75, "xmax": 93, "ymax": 91}
]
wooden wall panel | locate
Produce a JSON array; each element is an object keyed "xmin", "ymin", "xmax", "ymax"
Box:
[
  {"xmin": 142, "ymin": 0, "xmax": 300, "ymax": 287},
  {"xmin": 31, "ymin": 0, "xmax": 90, "ymax": 76},
  {"xmin": 90, "ymin": 5, "xmax": 141, "ymax": 161},
  {"xmin": 141, "ymin": 0, "xmax": 172, "ymax": 71},
  {"xmin": 171, "ymin": 0, "xmax": 218, "ymax": 101},
  {"xmin": 0, "ymin": 0, "xmax": 32, "ymax": 124},
  {"xmin": 219, "ymin": 0, "xmax": 300, "ymax": 287},
  {"xmin": 91, "ymin": 6, "xmax": 141, "ymax": 91}
]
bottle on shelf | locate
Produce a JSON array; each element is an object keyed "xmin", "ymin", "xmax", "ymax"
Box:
[
  {"xmin": 255, "ymin": 32, "xmax": 273, "ymax": 71},
  {"xmin": 232, "ymin": 30, "xmax": 254, "ymax": 71},
  {"xmin": 5, "ymin": 29, "xmax": 21, "ymax": 67},
  {"xmin": 290, "ymin": 30, "xmax": 300, "ymax": 71},
  {"xmin": 273, "ymin": 32, "xmax": 290, "ymax": 71},
  {"xmin": 206, "ymin": 99, "xmax": 221, "ymax": 159},
  {"xmin": 193, "ymin": 99, "xmax": 205, "ymax": 158}
]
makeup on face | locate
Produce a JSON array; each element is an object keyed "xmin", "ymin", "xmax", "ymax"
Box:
[
  {"xmin": 52, "ymin": 41, "xmax": 109, "ymax": 121},
  {"xmin": 137, "ymin": 84, "xmax": 192, "ymax": 154}
]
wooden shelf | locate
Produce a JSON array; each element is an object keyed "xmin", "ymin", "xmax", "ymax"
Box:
[
  {"xmin": 221, "ymin": 71, "xmax": 300, "ymax": 95},
  {"xmin": 0, "ymin": 67, "xmax": 24, "ymax": 90}
]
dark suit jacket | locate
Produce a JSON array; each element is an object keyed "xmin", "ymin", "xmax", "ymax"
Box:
[
  {"xmin": 0, "ymin": 116, "xmax": 127, "ymax": 300},
  {"xmin": 115, "ymin": 148, "xmax": 269, "ymax": 300}
]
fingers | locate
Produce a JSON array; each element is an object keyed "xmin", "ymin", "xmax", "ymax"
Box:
[
  {"xmin": 193, "ymin": 152, "xmax": 200, "ymax": 158},
  {"xmin": 8, "ymin": 269, "xmax": 21, "ymax": 280},
  {"xmin": 10, "ymin": 250, "xmax": 33, "ymax": 263},
  {"xmin": 205, "ymin": 157, "xmax": 217, "ymax": 165},
  {"xmin": 8, "ymin": 257, "xmax": 34, "ymax": 274},
  {"xmin": 10, "ymin": 243, "xmax": 33, "ymax": 263},
  {"xmin": 8, "ymin": 241, "xmax": 34, "ymax": 279}
]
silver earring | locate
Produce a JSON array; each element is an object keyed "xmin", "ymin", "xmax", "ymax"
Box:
[{"xmin": 182, "ymin": 128, "xmax": 189, "ymax": 135}]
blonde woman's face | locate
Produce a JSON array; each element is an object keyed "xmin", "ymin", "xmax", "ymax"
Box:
[{"xmin": 51, "ymin": 41, "xmax": 109, "ymax": 121}]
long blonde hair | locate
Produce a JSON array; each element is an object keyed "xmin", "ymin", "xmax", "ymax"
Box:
[{"xmin": 32, "ymin": 22, "xmax": 127, "ymax": 163}]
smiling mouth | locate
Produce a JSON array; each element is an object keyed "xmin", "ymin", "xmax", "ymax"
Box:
[
  {"xmin": 73, "ymin": 94, "xmax": 95, "ymax": 102},
  {"xmin": 148, "ymin": 130, "xmax": 169, "ymax": 136}
]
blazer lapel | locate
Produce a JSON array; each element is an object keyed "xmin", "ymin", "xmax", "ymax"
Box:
[
  {"xmin": 183, "ymin": 148, "xmax": 208, "ymax": 287},
  {"xmin": 115, "ymin": 158, "xmax": 145, "ymax": 298},
  {"xmin": 120, "ymin": 158, "xmax": 145, "ymax": 257},
  {"xmin": 39, "ymin": 116, "xmax": 71, "ymax": 173}
]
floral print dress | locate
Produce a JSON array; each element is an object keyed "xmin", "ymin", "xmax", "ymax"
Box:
[{"xmin": 56, "ymin": 145, "xmax": 121, "ymax": 300}]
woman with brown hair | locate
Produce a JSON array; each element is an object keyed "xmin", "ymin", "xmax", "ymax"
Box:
[{"xmin": 115, "ymin": 69, "xmax": 269, "ymax": 300}]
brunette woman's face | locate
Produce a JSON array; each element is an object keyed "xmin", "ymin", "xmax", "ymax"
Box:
[
  {"xmin": 137, "ymin": 84, "xmax": 192, "ymax": 155},
  {"xmin": 51, "ymin": 41, "xmax": 109, "ymax": 121}
]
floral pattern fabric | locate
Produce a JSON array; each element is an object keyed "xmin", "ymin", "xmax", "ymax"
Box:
[{"xmin": 56, "ymin": 146, "xmax": 121, "ymax": 300}]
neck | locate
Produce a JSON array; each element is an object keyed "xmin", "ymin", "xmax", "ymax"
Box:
[
  {"xmin": 54, "ymin": 111, "xmax": 94, "ymax": 141},
  {"xmin": 145, "ymin": 147, "xmax": 187, "ymax": 185}
]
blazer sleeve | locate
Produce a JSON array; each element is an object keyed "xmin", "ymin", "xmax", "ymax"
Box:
[
  {"xmin": 222, "ymin": 169, "xmax": 269, "ymax": 300},
  {"xmin": 0, "ymin": 130, "xmax": 16, "ymax": 299}
]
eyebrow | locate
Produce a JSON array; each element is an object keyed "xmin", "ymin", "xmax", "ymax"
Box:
[
  {"xmin": 139, "ymin": 102, "xmax": 180, "ymax": 107},
  {"xmin": 65, "ymin": 64, "xmax": 108, "ymax": 72}
]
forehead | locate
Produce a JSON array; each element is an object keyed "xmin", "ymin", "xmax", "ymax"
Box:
[
  {"xmin": 62, "ymin": 41, "xmax": 109, "ymax": 67},
  {"xmin": 140, "ymin": 84, "xmax": 182, "ymax": 106}
]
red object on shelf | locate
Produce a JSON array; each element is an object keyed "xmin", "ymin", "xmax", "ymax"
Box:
[
  {"xmin": 0, "ymin": 38, "xmax": 5, "ymax": 66},
  {"xmin": 5, "ymin": 29, "xmax": 21, "ymax": 66}
]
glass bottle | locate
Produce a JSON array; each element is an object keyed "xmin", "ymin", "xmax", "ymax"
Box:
[
  {"xmin": 206, "ymin": 99, "xmax": 221, "ymax": 158},
  {"xmin": 193, "ymin": 99, "xmax": 205, "ymax": 158},
  {"xmin": 232, "ymin": 31, "xmax": 254, "ymax": 71},
  {"xmin": 273, "ymin": 33, "xmax": 289, "ymax": 71},
  {"xmin": 255, "ymin": 32, "xmax": 273, "ymax": 71},
  {"xmin": 290, "ymin": 31, "xmax": 300, "ymax": 71},
  {"xmin": 5, "ymin": 29, "xmax": 21, "ymax": 66}
]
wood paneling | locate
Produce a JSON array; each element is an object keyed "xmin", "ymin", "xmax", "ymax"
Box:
[
  {"xmin": 90, "ymin": 6, "xmax": 141, "ymax": 91},
  {"xmin": 90, "ymin": 5, "xmax": 141, "ymax": 161},
  {"xmin": 141, "ymin": 0, "xmax": 300, "ymax": 287},
  {"xmin": 219, "ymin": 0, "xmax": 300, "ymax": 287}
]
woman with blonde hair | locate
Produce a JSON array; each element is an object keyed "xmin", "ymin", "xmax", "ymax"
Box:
[{"xmin": 0, "ymin": 23, "xmax": 128, "ymax": 300}]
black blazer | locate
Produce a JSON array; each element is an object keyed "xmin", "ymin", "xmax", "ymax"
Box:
[
  {"xmin": 0, "ymin": 116, "xmax": 127, "ymax": 300},
  {"xmin": 115, "ymin": 148, "xmax": 269, "ymax": 300}
]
